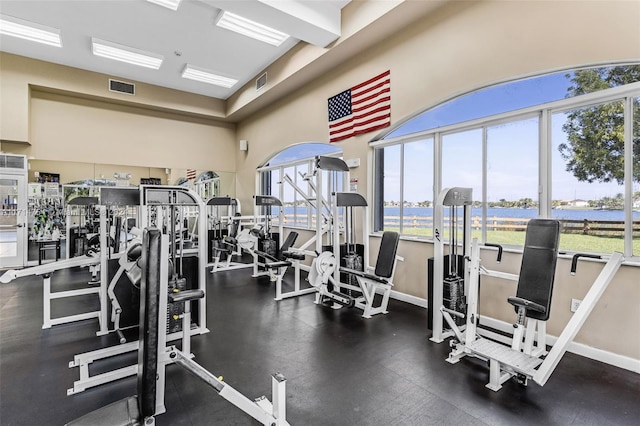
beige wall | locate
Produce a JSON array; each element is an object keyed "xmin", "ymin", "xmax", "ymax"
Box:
[
  {"xmin": 0, "ymin": 52, "xmax": 227, "ymax": 143},
  {"xmin": 237, "ymin": 0, "xmax": 640, "ymax": 360},
  {"xmin": 0, "ymin": 53, "xmax": 236, "ymax": 175}
]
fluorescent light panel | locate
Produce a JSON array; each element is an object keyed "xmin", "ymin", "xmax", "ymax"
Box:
[
  {"xmin": 92, "ymin": 38, "xmax": 163, "ymax": 69},
  {"xmin": 0, "ymin": 15, "xmax": 61, "ymax": 47},
  {"xmin": 216, "ymin": 11, "xmax": 289, "ymax": 47},
  {"xmin": 182, "ymin": 65, "xmax": 238, "ymax": 88},
  {"xmin": 146, "ymin": 0, "xmax": 181, "ymax": 11}
]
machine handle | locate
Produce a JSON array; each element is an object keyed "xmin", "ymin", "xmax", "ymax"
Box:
[
  {"xmin": 570, "ymin": 253, "xmax": 602, "ymax": 275},
  {"xmin": 484, "ymin": 243, "xmax": 503, "ymax": 263}
]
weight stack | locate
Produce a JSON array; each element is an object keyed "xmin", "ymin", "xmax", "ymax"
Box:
[
  {"xmin": 167, "ymin": 277, "xmax": 187, "ymax": 334},
  {"xmin": 427, "ymin": 255, "xmax": 466, "ymax": 329},
  {"xmin": 340, "ymin": 244, "xmax": 364, "ymax": 297}
]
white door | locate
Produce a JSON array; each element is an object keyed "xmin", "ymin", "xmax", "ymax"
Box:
[{"xmin": 0, "ymin": 174, "xmax": 27, "ymax": 268}]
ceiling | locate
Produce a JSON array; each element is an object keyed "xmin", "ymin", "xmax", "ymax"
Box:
[{"xmin": 0, "ymin": 0, "xmax": 351, "ymax": 99}]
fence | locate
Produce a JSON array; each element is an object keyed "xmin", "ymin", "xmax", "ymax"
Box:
[
  {"xmin": 381, "ymin": 215, "xmax": 639, "ymax": 237},
  {"xmin": 278, "ymin": 213, "xmax": 639, "ymax": 237}
]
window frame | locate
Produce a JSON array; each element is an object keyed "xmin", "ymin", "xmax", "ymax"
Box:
[{"xmin": 372, "ymin": 79, "xmax": 640, "ymax": 258}]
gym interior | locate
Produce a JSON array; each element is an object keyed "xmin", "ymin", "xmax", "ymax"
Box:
[{"xmin": 1, "ymin": 1, "xmax": 639, "ymax": 425}]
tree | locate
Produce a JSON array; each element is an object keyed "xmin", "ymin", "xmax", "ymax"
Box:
[{"xmin": 558, "ymin": 66, "xmax": 640, "ymax": 185}]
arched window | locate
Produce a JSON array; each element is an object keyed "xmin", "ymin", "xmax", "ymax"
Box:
[
  {"xmin": 372, "ymin": 65, "xmax": 640, "ymax": 257},
  {"xmin": 259, "ymin": 142, "xmax": 343, "ymax": 229}
]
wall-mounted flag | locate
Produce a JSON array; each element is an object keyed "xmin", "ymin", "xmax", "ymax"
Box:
[
  {"xmin": 328, "ymin": 70, "xmax": 390, "ymax": 143},
  {"xmin": 186, "ymin": 169, "xmax": 197, "ymax": 180}
]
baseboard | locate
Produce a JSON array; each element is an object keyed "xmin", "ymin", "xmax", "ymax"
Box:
[
  {"xmin": 389, "ymin": 289, "xmax": 427, "ymax": 308},
  {"xmin": 388, "ymin": 291, "xmax": 640, "ymax": 374}
]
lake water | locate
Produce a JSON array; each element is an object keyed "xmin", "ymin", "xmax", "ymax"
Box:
[{"xmin": 281, "ymin": 206, "xmax": 639, "ymax": 221}]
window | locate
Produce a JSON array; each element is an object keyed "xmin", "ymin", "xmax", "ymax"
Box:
[
  {"xmin": 486, "ymin": 117, "xmax": 539, "ymax": 246},
  {"xmin": 403, "ymin": 138, "xmax": 434, "ymax": 237},
  {"xmin": 373, "ymin": 65, "xmax": 640, "ymax": 258},
  {"xmin": 258, "ymin": 143, "xmax": 344, "ymax": 232},
  {"xmin": 552, "ymin": 102, "xmax": 626, "ymax": 254}
]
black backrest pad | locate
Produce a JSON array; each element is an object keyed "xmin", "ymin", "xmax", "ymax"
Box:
[
  {"xmin": 138, "ymin": 228, "xmax": 161, "ymax": 417},
  {"xmin": 280, "ymin": 232, "xmax": 298, "ymax": 254},
  {"xmin": 374, "ymin": 231, "xmax": 400, "ymax": 278},
  {"xmin": 516, "ymin": 219, "xmax": 560, "ymax": 321}
]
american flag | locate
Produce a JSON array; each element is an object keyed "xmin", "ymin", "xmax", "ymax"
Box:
[
  {"xmin": 328, "ymin": 70, "xmax": 391, "ymax": 143},
  {"xmin": 186, "ymin": 169, "xmax": 196, "ymax": 180}
]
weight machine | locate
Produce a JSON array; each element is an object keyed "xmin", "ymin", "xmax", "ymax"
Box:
[
  {"xmin": 66, "ymin": 185, "xmax": 209, "ymax": 395},
  {"xmin": 279, "ymin": 155, "xmax": 349, "ymax": 257},
  {"xmin": 248, "ymin": 195, "xmax": 313, "ymax": 300},
  {"xmin": 206, "ymin": 196, "xmax": 253, "ymax": 273},
  {"xmin": 66, "ymin": 228, "xmax": 290, "ymax": 426},
  {"xmin": 308, "ymin": 192, "xmax": 403, "ymax": 318},
  {"xmin": 439, "ymin": 217, "xmax": 624, "ymax": 391},
  {"xmin": 429, "ymin": 187, "xmax": 473, "ymax": 343},
  {"xmin": 1, "ymin": 202, "xmax": 108, "ymax": 330}
]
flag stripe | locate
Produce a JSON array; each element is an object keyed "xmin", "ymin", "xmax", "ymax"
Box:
[
  {"xmin": 353, "ymin": 95, "xmax": 390, "ymax": 114},
  {"xmin": 327, "ymin": 70, "xmax": 390, "ymax": 143},
  {"xmin": 352, "ymin": 80, "xmax": 390, "ymax": 102},
  {"xmin": 351, "ymin": 70, "xmax": 390, "ymax": 92}
]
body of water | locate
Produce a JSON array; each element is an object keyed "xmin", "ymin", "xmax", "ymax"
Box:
[{"xmin": 281, "ymin": 206, "xmax": 639, "ymax": 221}]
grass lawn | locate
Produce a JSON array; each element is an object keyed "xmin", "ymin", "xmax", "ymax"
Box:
[{"xmin": 384, "ymin": 227, "xmax": 638, "ymax": 254}]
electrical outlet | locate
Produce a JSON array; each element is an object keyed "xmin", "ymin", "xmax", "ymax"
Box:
[{"xmin": 571, "ymin": 298, "xmax": 582, "ymax": 313}]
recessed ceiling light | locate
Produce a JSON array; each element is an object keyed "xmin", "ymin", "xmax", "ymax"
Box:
[
  {"xmin": 92, "ymin": 38, "xmax": 163, "ymax": 69},
  {"xmin": 0, "ymin": 14, "xmax": 62, "ymax": 47},
  {"xmin": 146, "ymin": 0, "xmax": 181, "ymax": 11},
  {"xmin": 182, "ymin": 65, "xmax": 238, "ymax": 88},
  {"xmin": 216, "ymin": 11, "xmax": 289, "ymax": 47}
]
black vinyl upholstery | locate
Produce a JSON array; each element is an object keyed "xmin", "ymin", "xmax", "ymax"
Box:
[
  {"xmin": 374, "ymin": 232, "xmax": 400, "ymax": 279},
  {"xmin": 509, "ymin": 219, "xmax": 560, "ymax": 321},
  {"xmin": 280, "ymin": 232, "xmax": 298, "ymax": 257},
  {"xmin": 65, "ymin": 228, "xmax": 163, "ymax": 426},
  {"xmin": 138, "ymin": 228, "xmax": 161, "ymax": 417}
]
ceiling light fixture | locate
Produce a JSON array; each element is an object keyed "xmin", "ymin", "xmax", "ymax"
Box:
[
  {"xmin": 146, "ymin": 0, "xmax": 181, "ymax": 11},
  {"xmin": 216, "ymin": 11, "xmax": 289, "ymax": 47},
  {"xmin": 0, "ymin": 15, "xmax": 62, "ymax": 47},
  {"xmin": 182, "ymin": 65, "xmax": 238, "ymax": 88},
  {"xmin": 92, "ymin": 38, "xmax": 163, "ymax": 69}
]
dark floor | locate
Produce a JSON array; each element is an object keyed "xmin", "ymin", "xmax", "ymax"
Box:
[{"xmin": 1, "ymin": 265, "xmax": 639, "ymax": 425}]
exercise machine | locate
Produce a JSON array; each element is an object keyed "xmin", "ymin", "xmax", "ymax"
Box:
[
  {"xmin": 207, "ymin": 196, "xmax": 253, "ymax": 273},
  {"xmin": 279, "ymin": 155, "xmax": 349, "ymax": 257},
  {"xmin": 308, "ymin": 192, "xmax": 403, "ymax": 318},
  {"xmin": 250, "ymin": 195, "xmax": 314, "ymax": 300},
  {"xmin": 429, "ymin": 187, "xmax": 473, "ymax": 343},
  {"xmin": 440, "ymin": 219, "xmax": 624, "ymax": 390},
  {"xmin": 0, "ymin": 203, "xmax": 109, "ymax": 330},
  {"xmin": 67, "ymin": 185, "xmax": 209, "ymax": 395},
  {"xmin": 66, "ymin": 228, "xmax": 290, "ymax": 426}
]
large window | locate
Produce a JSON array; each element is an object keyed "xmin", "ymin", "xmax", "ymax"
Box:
[{"xmin": 373, "ymin": 65, "xmax": 640, "ymax": 258}]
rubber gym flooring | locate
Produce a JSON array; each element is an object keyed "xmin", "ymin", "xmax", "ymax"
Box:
[{"xmin": 0, "ymin": 264, "xmax": 638, "ymax": 425}]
